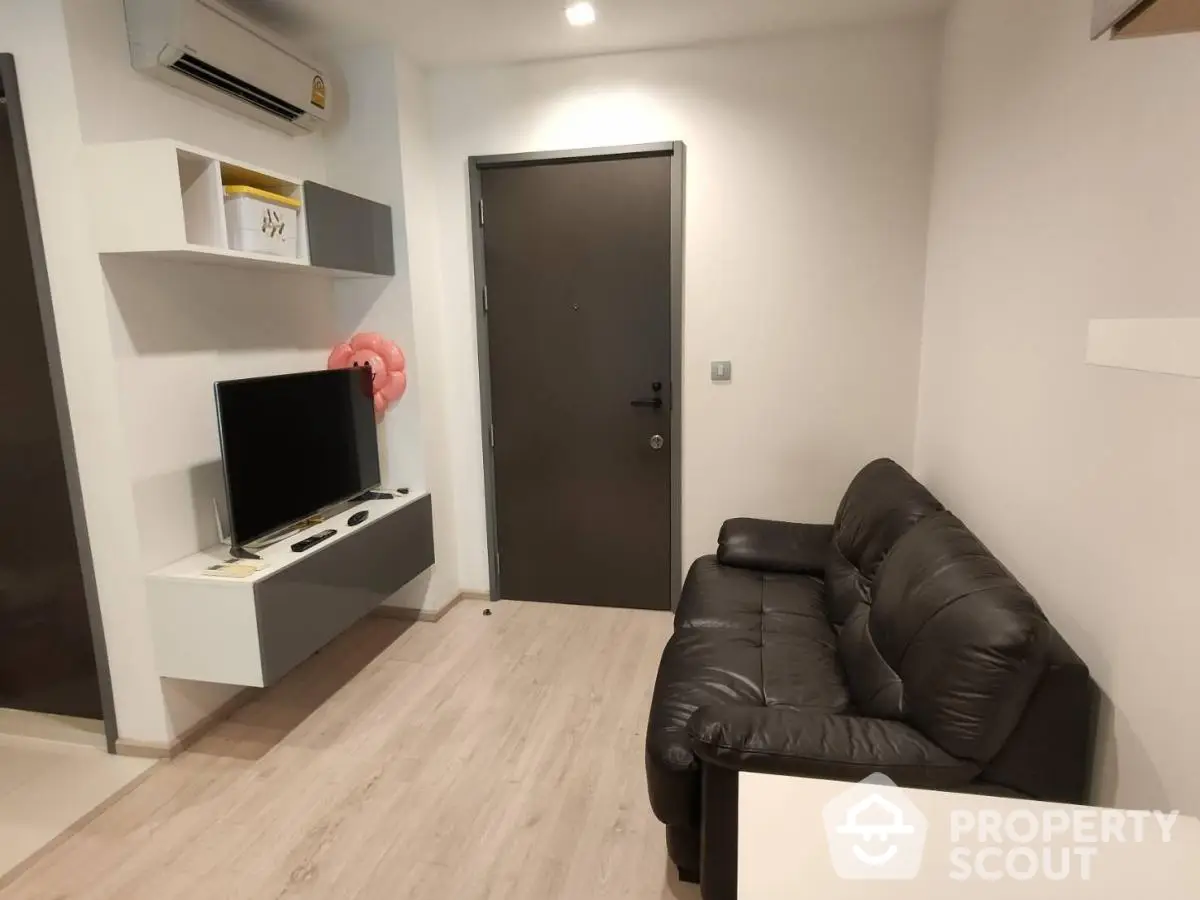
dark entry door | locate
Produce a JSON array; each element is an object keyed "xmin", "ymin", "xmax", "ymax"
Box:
[{"xmin": 479, "ymin": 151, "xmax": 676, "ymax": 611}]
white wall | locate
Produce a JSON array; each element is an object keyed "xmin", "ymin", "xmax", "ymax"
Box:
[
  {"xmin": 428, "ymin": 22, "xmax": 943, "ymax": 589},
  {"xmin": 323, "ymin": 45, "xmax": 461, "ymax": 614},
  {"xmin": 326, "ymin": 47, "xmax": 423, "ymax": 489},
  {"xmin": 917, "ymin": 0, "xmax": 1200, "ymax": 812},
  {"xmin": 6, "ymin": 0, "xmax": 449, "ymax": 745},
  {"xmin": 394, "ymin": 54, "xmax": 462, "ymax": 610},
  {"xmin": 57, "ymin": 0, "xmax": 338, "ymax": 743}
]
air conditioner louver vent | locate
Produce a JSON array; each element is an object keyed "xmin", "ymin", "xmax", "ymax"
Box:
[{"xmin": 169, "ymin": 53, "xmax": 304, "ymax": 123}]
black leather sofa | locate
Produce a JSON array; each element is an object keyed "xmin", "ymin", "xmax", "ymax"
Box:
[{"xmin": 645, "ymin": 460, "xmax": 1097, "ymax": 898}]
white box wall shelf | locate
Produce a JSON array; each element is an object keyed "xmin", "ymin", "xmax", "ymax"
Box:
[
  {"xmin": 1093, "ymin": 0, "xmax": 1200, "ymax": 39},
  {"xmin": 1087, "ymin": 318, "xmax": 1200, "ymax": 380},
  {"xmin": 85, "ymin": 139, "xmax": 391, "ymax": 279}
]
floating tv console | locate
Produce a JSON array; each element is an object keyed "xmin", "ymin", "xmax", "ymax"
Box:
[{"xmin": 146, "ymin": 493, "xmax": 433, "ymax": 687}]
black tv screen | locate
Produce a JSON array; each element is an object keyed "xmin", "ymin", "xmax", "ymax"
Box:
[{"xmin": 215, "ymin": 368, "xmax": 381, "ymax": 550}]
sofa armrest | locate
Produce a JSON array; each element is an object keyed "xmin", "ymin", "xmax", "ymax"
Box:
[
  {"xmin": 717, "ymin": 519, "xmax": 832, "ymax": 575},
  {"xmin": 688, "ymin": 706, "xmax": 979, "ymax": 789}
]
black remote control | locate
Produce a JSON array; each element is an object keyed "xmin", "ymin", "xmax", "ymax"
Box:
[
  {"xmin": 348, "ymin": 511, "xmax": 369, "ymax": 527},
  {"xmin": 291, "ymin": 529, "xmax": 337, "ymax": 553}
]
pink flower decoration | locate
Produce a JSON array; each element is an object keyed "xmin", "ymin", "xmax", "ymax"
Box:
[{"xmin": 327, "ymin": 332, "xmax": 408, "ymax": 423}]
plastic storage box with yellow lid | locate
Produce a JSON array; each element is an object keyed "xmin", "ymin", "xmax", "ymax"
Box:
[{"xmin": 223, "ymin": 185, "xmax": 300, "ymax": 258}]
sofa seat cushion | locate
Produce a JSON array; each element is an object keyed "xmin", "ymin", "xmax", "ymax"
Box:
[
  {"xmin": 647, "ymin": 561, "xmax": 852, "ymax": 828},
  {"xmin": 675, "ymin": 555, "xmax": 828, "ymax": 633}
]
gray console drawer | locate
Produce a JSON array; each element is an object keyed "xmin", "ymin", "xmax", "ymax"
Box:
[
  {"xmin": 254, "ymin": 494, "xmax": 433, "ymax": 685},
  {"xmin": 147, "ymin": 494, "xmax": 434, "ymax": 687}
]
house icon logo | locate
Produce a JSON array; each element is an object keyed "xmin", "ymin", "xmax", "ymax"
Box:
[{"xmin": 822, "ymin": 774, "xmax": 928, "ymax": 880}]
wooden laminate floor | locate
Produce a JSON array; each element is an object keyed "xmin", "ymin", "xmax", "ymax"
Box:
[{"xmin": 0, "ymin": 599, "xmax": 696, "ymax": 900}]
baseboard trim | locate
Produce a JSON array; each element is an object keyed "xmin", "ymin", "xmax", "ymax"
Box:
[
  {"xmin": 114, "ymin": 687, "xmax": 258, "ymax": 760},
  {"xmin": 371, "ymin": 589, "xmax": 487, "ymax": 624},
  {"xmin": 112, "ymin": 739, "xmax": 168, "ymax": 759}
]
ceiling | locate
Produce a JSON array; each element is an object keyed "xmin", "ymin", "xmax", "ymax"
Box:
[{"xmin": 229, "ymin": 0, "xmax": 951, "ymax": 68}]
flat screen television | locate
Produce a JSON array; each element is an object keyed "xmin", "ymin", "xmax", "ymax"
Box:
[{"xmin": 215, "ymin": 368, "xmax": 381, "ymax": 554}]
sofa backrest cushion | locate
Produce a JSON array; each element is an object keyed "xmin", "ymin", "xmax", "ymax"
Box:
[
  {"xmin": 839, "ymin": 513, "xmax": 1052, "ymax": 763},
  {"xmin": 825, "ymin": 459, "xmax": 944, "ymax": 627}
]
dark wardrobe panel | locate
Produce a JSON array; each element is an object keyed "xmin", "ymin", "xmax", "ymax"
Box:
[
  {"xmin": 0, "ymin": 55, "xmax": 105, "ymax": 720},
  {"xmin": 303, "ymin": 181, "xmax": 395, "ymax": 276}
]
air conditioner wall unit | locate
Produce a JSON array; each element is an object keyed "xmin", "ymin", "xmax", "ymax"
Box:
[{"xmin": 124, "ymin": 0, "xmax": 331, "ymax": 135}]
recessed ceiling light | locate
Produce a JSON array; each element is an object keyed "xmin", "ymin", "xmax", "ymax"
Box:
[{"xmin": 565, "ymin": 2, "xmax": 597, "ymax": 27}]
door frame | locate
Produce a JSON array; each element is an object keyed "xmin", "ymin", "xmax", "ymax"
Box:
[
  {"xmin": 0, "ymin": 54, "xmax": 119, "ymax": 750},
  {"xmin": 468, "ymin": 142, "xmax": 686, "ymax": 609}
]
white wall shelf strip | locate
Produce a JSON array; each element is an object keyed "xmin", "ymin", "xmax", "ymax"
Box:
[{"xmin": 1086, "ymin": 318, "xmax": 1200, "ymax": 379}]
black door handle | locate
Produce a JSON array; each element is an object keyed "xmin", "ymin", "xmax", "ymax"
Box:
[{"xmin": 632, "ymin": 381, "xmax": 665, "ymax": 409}]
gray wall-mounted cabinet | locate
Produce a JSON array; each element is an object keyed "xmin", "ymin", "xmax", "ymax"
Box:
[
  {"xmin": 304, "ymin": 181, "xmax": 395, "ymax": 277},
  {"xmin": 255, "ymin": 494, "xmax": 433, "ymax": 685},
  {"xmin": 1093, "ymin": 0, "xmax": 1200, "ymax": 39}
]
